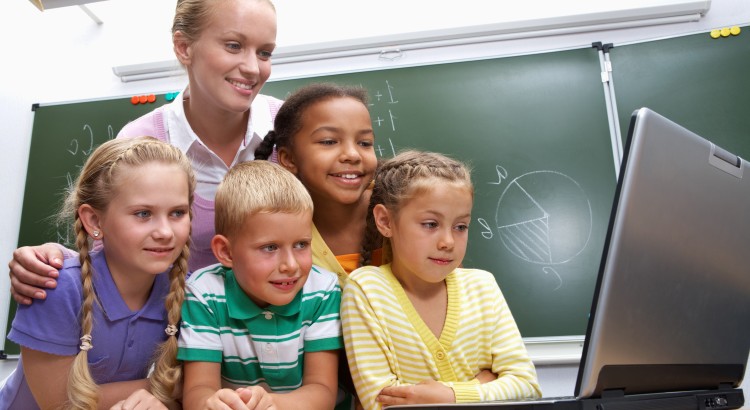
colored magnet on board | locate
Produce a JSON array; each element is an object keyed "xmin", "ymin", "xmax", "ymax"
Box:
[
  {"xmin": 131, "ymin": 96, "xmax": 140, "ymax": 105},
  {"xmin": 730, "ymin": 26, "xmax": 741, "ymax": 35},
  {"xmin": 720, "ymin": 27, "xmax": 731, "ymax": 37},
  {"xmin": 165, "ymin": 92, "xmax": 178, "ymax": 101},
  {"xmin": 710, "ymin": 29, "xmax": 721, "ymax": 39},
  {"xmin": 147, "ymin": 94, "xmax": 156, "ymax": 103},
  {"xmin": 139, "ymin": 95, "xmax": 148, "ymax": 104}
]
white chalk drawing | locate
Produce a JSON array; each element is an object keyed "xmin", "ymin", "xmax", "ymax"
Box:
[
  {"xmin": 369, "ymin": 80, "xmax": 399, "ymax": 158},
  {"xmin": 55, "ymin": 124, "xmax": 115, "ymax": 247},
  {"xmin": 494, "ymin": 170, "xmax": 593, "ymax": 290}
]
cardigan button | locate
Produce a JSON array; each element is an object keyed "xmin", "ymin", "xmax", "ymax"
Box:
[{"xmin": 435, "ymin": 351, "xmax": 446, "ymax": 360}]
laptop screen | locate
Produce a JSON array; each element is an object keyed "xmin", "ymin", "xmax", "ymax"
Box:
[{"xmin": 575, "ymin": 108, "xmax": 750, "ymax": 399}]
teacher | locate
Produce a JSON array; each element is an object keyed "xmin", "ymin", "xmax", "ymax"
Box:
[{"xmin": 8, "ymin": 0, "xmax": 283, "ymax": 304}]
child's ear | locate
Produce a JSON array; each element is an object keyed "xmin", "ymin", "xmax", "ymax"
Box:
[
  {"xmin": 277, "ymin": 147, "xmax": 298, "ymax": 175},
  {"xmin": 372, "ymin": 204, "xmax": 393, "ymax": 238},
  {"xmin": 78, "ymin": 204, "xmax": 103, "ymax": 240},
  {"xmin": 173, "ymin": 31, "xmax": 192, "ymax": 66},
  {"xmin": 211, "ymin": 235, "xmax": 234, "ymax": 268}
]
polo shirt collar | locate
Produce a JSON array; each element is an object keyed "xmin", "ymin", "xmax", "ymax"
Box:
[
  {"xmin": 166, "ymin": 87, "xmax": 272, "ymax": 157},
  {"xmin": 91, "ymin": 250, "xmax": 170, "ymax": 321},
  {"xmin": 224, "ymin": 267, "xmax": 301, "ymax": 320}
]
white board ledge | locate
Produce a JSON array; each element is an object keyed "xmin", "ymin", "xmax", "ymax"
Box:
[{"xmin": 524, "ymin": 336, "xmax": 585, "ymax": 365}]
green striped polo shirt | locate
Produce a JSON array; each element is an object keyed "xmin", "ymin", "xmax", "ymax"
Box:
[{"xmin": 177, "ymin": 263, "xmax": 343, "ymax": 392}]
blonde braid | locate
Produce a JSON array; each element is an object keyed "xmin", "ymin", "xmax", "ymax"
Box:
[
  {"xmin": 66, "ymin": 217, "xmax": 99, "ymax": 410},
  {"xmin": 56, "ymin": 136, "xmax": 196, "ymax": 408},
  {"xmin": 148, "ymin": 239, "xmax": 190, "ymax": 404}
]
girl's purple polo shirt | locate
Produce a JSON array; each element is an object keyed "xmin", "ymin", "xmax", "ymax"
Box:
[{"xmin": 0, "ymin": 250, "xmax": 170, "ymax": 409}]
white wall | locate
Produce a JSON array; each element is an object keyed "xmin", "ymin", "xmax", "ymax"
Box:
[{"xmin": 1, "ymin": 0, "xmax": 748, "ymax": 397}]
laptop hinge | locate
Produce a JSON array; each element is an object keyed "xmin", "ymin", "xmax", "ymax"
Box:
[
  {"xmin": 601, "ymin": 389, "xmax": 626, "ymax": 399},
  {"xmin": 717, "ymin": 382, "xmax": 734, "ymax": 390}
]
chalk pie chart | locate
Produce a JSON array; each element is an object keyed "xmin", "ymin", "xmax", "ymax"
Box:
[{"xmin": 495, "ymin": 171, "xmax": 592, "ymax": 265}]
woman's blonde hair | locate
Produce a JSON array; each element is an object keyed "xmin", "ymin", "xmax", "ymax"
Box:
[
  {"xmin": 215, "ymin": 160, "xmax": 313, "ymax": 239},
  {"xmin": 60, "ymin": 136, "xmax": 195, "ymax": 409},
  {"xmin": 172, "ymin": 0, "xmax": 276, "ymax": 44},
  {"xmin": 360, "ymin": 150, "xmax": 473, "ymax": 266}
]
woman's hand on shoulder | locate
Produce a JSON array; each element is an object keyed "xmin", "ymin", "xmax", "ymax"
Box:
[
  {"xmin": 8, "ymin": 243, "xmax": 65, "ymax": 304},
  {"xmin": 109, "ymin": 389, "xmax": 168, "ymax": 410},
  {"xmin": 377, "ymin": 379, "xmax": 455, "ymax": 406}
]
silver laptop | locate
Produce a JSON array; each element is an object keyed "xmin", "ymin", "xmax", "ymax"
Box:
[{"xmin": 390, "ymin": 108, "xmax": 749, "ymax": 409}]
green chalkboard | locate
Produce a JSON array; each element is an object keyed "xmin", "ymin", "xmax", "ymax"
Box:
[
  {"xmin": 611, "ymin": 27, "xmax": 750, "ymax": 160},
  {"xmin": 18, "ymin": 98, "xmax": 173, "ymax": 250},
  {"xmin": 262, "ymin": 47, "xmax": 616, "ymax": 339},
  {"xmin": 6, "ymin": 45, "xmax": 619, "ymax": 355}
]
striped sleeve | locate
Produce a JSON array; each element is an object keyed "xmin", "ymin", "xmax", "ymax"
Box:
[
  {"xmin": 471, "ymin": 271, "xmax": 542, "ymax": 401},
  {"xmin": 177, "ymin": 265, "xmax": 225, "ymax": 363},
  {"xmin": 342, "ymin": 268, "xmax": 404, "ymax": 410},
  {"xmin": 303, "ymin": 266, "xmax": 344, "ymax": 352}
]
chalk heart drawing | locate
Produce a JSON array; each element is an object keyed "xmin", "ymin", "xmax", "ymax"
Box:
[{"xmin": 495, "ymin": 171, "xmax": 592, "ymax": 265}]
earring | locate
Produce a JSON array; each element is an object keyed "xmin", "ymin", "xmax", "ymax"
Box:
[{"xmin": 92, "ymin": 230, "xmax": 100, "ymax": 238}]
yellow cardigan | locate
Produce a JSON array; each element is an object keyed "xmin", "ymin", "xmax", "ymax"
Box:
[{"xmin": 341, "ymin": 264, "xmax": 542, "ymax": 410}]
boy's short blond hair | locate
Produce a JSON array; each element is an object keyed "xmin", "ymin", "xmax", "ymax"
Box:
[{"xmin": 215, "ymin": 161, "xmax": 313, "ymax": 238}]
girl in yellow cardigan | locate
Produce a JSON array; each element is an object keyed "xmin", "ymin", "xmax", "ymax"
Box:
[{"xmin": 342, "ymin": 151, "xmax": 542, "ymax": 409}]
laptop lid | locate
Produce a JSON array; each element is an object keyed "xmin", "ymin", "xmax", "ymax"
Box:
[{"xmin": 575, "ymin": 108, "xmax": 750, "ymax": 399}]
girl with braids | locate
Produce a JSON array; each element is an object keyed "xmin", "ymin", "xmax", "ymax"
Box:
[
  {"xmin": 10, "ymin": 0, "xmax": 282, "ymax": 303},
  {"xmin": 254, "ymin": 82, "xmax": 382, "ymax": 283},
  {"xmin": 1, "ymin": 137, "xmax": 194, "ymax": 409},
  {"xmin": 341, "ymin": 151, "xmax": 542, "ymax": 410}
]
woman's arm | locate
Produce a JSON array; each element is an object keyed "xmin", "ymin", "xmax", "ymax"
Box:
[
  {"xmin": 22, "ymin": 347, "xmax": 150, "ymax": 410},
  {"xmin": 8, "ymin": 243, "xmax": 72, "ymax": 304},
  {"xmin": 271, "ymin": 350, "xmax": 338, "ymax": 409}
]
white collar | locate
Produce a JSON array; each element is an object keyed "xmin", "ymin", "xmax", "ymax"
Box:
[{"xmin": 165, "ymin": 86, "xmax": 273, "ymax": 154}]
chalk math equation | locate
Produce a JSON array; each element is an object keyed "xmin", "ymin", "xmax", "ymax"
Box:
[{"xmin": 366, "ymin": 80, "xmax": 399, "ymax": 158}]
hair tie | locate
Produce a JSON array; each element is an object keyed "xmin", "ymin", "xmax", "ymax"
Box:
[
  {"xmin": 165, "ymin": 324, "xmax": 178, "ymax": 337},
  {"xmin": 79, "ymin": 334, "xmax": 93, "ymax": 351}
]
